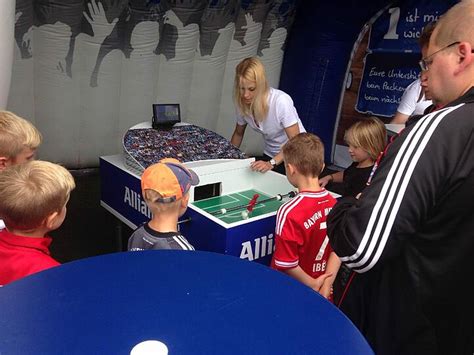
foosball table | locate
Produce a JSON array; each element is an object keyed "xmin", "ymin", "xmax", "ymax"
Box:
[
  {"xmin": 100, "ymin": 122, "xmax": 336, "ymax": 265},
  {"xmin": 179, "ymin": 158, "xmax": 297, "ymax": 265}
]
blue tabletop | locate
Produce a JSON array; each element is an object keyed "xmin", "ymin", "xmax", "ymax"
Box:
[{"xmin": 0, "ymin": 251, "xmax": 373, "ymax": 354}]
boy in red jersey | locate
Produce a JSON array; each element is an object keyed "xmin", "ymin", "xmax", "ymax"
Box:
[
  {"xmin": 0, "ymin": 161, "xmax": 75, "ymax": 285},
  {"xmin": 271, "ymin": 133, "xmax": 340, "ymax": 300}
]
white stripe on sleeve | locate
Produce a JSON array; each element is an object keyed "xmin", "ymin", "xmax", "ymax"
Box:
[{"xmin": 341, "ymin": 105, "xmax": 461, "ymax": 272}]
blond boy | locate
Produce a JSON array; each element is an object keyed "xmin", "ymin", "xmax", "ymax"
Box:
[
  {"xmin": 0, "ymin": 111, "xmax": 42, "ymax": 230},
  {"xmin": 0, "ymin": 160, "xmax": 75, "ymax": 285},
  {"xmin": 128, "ymin": 158, "xmax": 199, "ymax": 251},
  {"xmin": 271, "ymin": 133, "xmax": 340, "ymax": 300},
  {"xmin": 0, "ymin": 111, "xmax": 41, "ymax": 169}
]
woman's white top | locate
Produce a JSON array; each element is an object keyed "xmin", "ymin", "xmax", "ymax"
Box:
[
  {"xmin": 396, "ymin": 78, "xmax": 432, "ymax": 116},
  {"xmin": 236, "ymin": 88, "xmax": 306, "ymax": 157}
]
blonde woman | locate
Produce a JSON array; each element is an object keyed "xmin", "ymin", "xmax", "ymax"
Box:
[{"xmin": 230, "ymin": 57, "xmax": 305, "ymax": 174}]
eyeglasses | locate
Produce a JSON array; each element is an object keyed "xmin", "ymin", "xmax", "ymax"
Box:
[{"xmin": 418, "ymin": 42, "xmax": 460, "ymax": 71}]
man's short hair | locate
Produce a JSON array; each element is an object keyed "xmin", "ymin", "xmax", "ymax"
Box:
[
  {"xmin": 432, "ymin": 1, "xmax": 474, "ymax": 48},
  {"xmin": 283, "ymin": 133, "xmax": 324, "ymax": 177},
  {"xmin": 0, "ymin": 160, "xmax": 75, "ymax": 230},
  {"xmin": 0, "ymin": 111, "xmax": 42, "ymax": 159}
]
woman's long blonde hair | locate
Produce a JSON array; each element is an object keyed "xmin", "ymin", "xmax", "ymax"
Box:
[
  {"xmin": 233, "ymin": 57, "xmax": 269, "ymax": 122},
  {"xmin": 344, "ymin": 117, "xmax": 387, "ymax": 161}
]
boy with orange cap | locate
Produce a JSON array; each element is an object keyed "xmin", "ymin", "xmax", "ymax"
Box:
[{"xmin": 128, "ymin": 158, "xmax": 199, "ymax": 251}]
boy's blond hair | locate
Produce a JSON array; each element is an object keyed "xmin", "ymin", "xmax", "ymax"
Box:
[
  {"xmin": 283, "ymin": 133, "xmax": 324, "ymax": 177},
  {"xmin": 0, "ymin": 160, "xmax": 75, "ymax": 230},
  {"xmin": 143, "ymin": 189, "xmax": 183, "ymax": 214},
  {"xmin": 234, "ymin": 57, "xmax": 269, "ymax": 122},
  {"xmin": 0, "ymin": 111, "xmax": 42, "ymax": 159},
  {"xmin": 344, "ymin": 117, "xmax": 387, "ymax": 161}
]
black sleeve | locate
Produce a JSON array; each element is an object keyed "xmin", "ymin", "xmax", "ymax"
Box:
[
  {"xmin": 327, "ymin": 196, "xmax": 359, "ymax": 254},
  {"xmin": 327, "ymin": 104, "xmax": 471, "ymax": 273}
]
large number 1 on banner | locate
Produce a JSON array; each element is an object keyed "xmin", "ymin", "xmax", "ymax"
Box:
[{"xmin": 384, "ymin": 7, "xmax": 400, "ymax": 40}]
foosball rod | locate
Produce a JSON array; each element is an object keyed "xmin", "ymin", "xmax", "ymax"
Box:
[
  {"xmin": 210, "ymin": 191, "xmax": 297, "ymax": 216},
  {"xmin": 177, "ymin": 217, "xmax": 191, "ymax": 224}
]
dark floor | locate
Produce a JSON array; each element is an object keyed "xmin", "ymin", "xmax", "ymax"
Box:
[
  {"xmin": 49, "ymin": 166, "xmax": 342, "ymax": 263},
  {"xmin": 49, "ymin": 168, "xmax": 133, "ymax": 263}
]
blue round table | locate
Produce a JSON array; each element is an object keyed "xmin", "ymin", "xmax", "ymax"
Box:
[{"xmin": 0, "ymin": 251, "xmax": 373, "ymax": 354}]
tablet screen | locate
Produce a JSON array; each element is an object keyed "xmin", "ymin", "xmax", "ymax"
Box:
[{"xmin": 152, "ymin": 104, "xmax": 180, "ymax": 127}]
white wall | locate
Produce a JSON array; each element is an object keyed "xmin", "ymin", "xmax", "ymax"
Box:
[
  {"xmin": 0, "ymin": 0, "xmax": 15, "ymax": 109},
  {"xmin": 5, "ymin": 0, "xmax": 297, "ymax": 167}
]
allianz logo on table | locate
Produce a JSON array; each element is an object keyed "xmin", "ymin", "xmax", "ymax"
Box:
[
  {"xmin": 240, "ymin": 234, "xmax": 274, "ymax": 261},
  {"xmin": 124, "ymin": 186, "xmax": 152, "ymax": 219}
]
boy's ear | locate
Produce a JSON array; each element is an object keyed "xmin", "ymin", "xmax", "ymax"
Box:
[
  {"xmin": 44, "ymin": 211, "xmax": 60, "ymax": 230},
  {"xmin": 321, "ymin": 163, "xmax": 325, "ymax": 174},
  {"xmin": 286, "ymin": 162, "xmax": 296, "ymax": 176},
  {"xmin": 181, "ymin": 193, "xmax": 190, "ymax": 208}
]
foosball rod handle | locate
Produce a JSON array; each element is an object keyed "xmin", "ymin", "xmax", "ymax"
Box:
[{"xmin": 178, "ymin": 217, "xmax": 191, "ymax": 224}]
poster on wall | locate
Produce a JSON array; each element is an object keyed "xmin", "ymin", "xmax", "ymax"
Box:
[
  {"xmin": 369, "ymin": 0, "xmax": 458, "ymax": 53},
  {"xmin": 355, "ymin": 0, "xmax": 458, "ymax": 117},
  {"xmin": 356, "ymin": 52, "xmax": 419, "ymax": 117},
  {"xmin": 335, "ymin": 0, "xmax": 459, "ymax": 167}
]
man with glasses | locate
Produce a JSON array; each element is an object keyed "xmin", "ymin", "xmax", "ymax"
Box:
[{"xmin": 327, "ymin": 2, "xmax": 474, "ymax": 354}]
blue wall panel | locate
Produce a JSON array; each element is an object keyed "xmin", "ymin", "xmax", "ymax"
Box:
[{"xmin": 280, "ymin": 0, "xmax": 392, "ymax": 161}]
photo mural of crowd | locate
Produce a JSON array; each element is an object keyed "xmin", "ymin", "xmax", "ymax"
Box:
[{"xmin": 123, "ymin": 124, "xmax": 246, "ymax": 168}]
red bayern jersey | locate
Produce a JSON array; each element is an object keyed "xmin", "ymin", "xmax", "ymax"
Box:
[{"xmin": 271, "ymin": 189, "xmax": 336, "ymax": 279}]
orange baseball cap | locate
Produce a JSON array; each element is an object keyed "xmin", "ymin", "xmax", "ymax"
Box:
[{"xmin": 141, "ymin": 158, "xmax": 199, "ymax": 203}]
